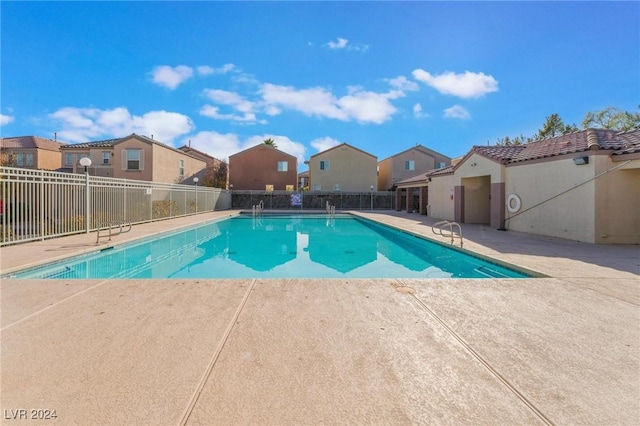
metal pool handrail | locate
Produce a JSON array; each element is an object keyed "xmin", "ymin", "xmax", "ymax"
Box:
[
  {"xmin": 431, "ymin": 220, "xmax": 463, "ymax": 247},
  {"xmin": 96, "ymin": 221, "xmax": 132, "ymax": 243}
]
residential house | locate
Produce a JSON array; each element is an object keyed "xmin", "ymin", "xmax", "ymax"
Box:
[
  {"xmin": 177, "ymin": 145, "xmax": 228, "ymax": 187},
  {"xmin": 0, "ymin": 135, "xmax": 67, "ymax": 170},
  {"xmin": 377, "ymin": 144, "xmax": 451, "ymax": 191},
  {"xmin": 59, "ymin": 133, "xmax": 206, "ymax": 184},
  {"xmin": 308, "ymin": 143, "xmax": 377, "ymax": 192},
  {"xmin": 228, "ymin": 144, "xmax": 298, "ymax": 191},
  {"xmin": 298, "ymin": 170, "xmax": 309, "ymax": 190},
  {"xmin": 396, "ymin": 128, "xmax": 640, "ymax": 244}
]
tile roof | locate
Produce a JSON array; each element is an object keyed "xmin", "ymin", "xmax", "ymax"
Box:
[
  {"xmin": 472, "ymin": 128, "xmax": 639, "ymax": 164},
  {"xmin": 59, "ymin": 138, "xmax": 120, "ymax": 149},
  {"xmin": 0, "ymin": 136, "xmax": 67, "ymax": 151}
]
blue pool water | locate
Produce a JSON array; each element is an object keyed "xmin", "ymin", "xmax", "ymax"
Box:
[{"xmin": 8, "ymin": 215, "xmax": 530, "ymax": 279}]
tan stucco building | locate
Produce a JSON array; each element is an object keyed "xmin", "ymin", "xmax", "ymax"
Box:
[
  {"xmin": 308, "ymin": 143, "xmax": 377, "ymax": 192},
  {"xmin": 0, "ymin": 136, "xmax": 67, "ymax": 170},
  {"xmin": 228, "ymin": 144, "xmax": 298, "ymax": 191},
  {"xmin": 59, "ymin": 134, "xmax": 206, "ymax": 184},
  {"xmin": 397, "ymin": 129, "xmax": 640, "ymax": 244},
  {"xmin": 377, "ymin": 145, "xmax": 451, "ymax": 191}
]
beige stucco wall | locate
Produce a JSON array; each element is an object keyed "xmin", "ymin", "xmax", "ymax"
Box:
[
  {"xmin": 309, "ymin": 145, "xmax": 377, "ymax": 192},
  {"xmin": 594, "ymin": 156, "xmax": 640, "ymax": 244},
  {"xmin": 425, "ymin": 174, "xmax": 456, "ymax": 220},
  {"xmin": 505, "ymin": 156, "xmax": 597, "ymax": 243},
  {"xmin": 113, "ymin": 138, "xmax": 154, "ymax": 181},
  {"xmin": 377, "ymin": 148, "xmax": 450, "ymax": 190},
  {"xmin": 152, "ymin": 144, "xmax": 205, "ymax": 184},
  {"xmin": 36, "ymin": 149, "xmax": 63, "ymax": 170},
  {"xmin": 377, "ymin": 159, "xmax": 393, "ymax": 191}
]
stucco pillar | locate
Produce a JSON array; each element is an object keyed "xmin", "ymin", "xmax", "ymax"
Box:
[
  {"xmin": 454, "ymin": 185, "xmax": 464, "ymax": 223},
  {"xmin": 406, "ymin": 187, "xmax": 413, "ymax": 213},
  {"xmin": 395, "ymin": 188, "xmax": 402, "ymax": 211},
  {"xmin": 419, "ymin": 186, "xmax": 428, "ymax": 215},
  {"xmin": 491, "ymin": 182, "xmax": 505, "ymax": 229}
]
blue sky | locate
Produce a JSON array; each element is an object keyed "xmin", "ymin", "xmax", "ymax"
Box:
[{"xmin": 1, "ymin": 1, "xmax": 638, "ymax": 171}]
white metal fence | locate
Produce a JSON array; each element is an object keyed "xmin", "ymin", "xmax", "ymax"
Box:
[{"xmin": 0, "ymin": 167, "xmax": 230, "ymax": 246}]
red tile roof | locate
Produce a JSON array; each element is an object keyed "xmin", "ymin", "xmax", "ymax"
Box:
[{"xmin": 472, "ymin": 128, "xmax": 638, "ymax": 163}]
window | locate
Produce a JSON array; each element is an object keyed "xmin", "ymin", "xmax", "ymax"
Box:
[
  {"xmin": 312, "ymin": 184, "xmax": 321, "ymax": 191},
  {"xmin": 16, "ymin": 153, "xmax": 24, "ymax": 166},
  {"xmin": 319, "ymin": 160, "xmax": 330, "ymax": 171},
  {"xmin": 179, "ymin": 159, "xmax": 185, "ymax": 176},
  {"xmin": 65, "ymin": 153, "xmax": 74, "ymax": 166},
  {"xmin": 102, "ymin": 152, "xmax": 110, "ymax": 165},
  {"xmin": 277, "ymin": 161, "xmax": 288, "ymax": 172},
  {"xmin": 286, "ymin": 184, "xmax": 294, "ymax": 192},
  {"xmin": 405, "ymin": 160, "xmax": 415, "ymax": 171},
  {"xmin": 125, "ymin": 149, "xmax": 142, "ymax": 170},
  {"xmin": 437, "ymin": 162, "xmax": 446, "ymax": 169},
  {"xmin": 26, "ymin": 153, "xmax": 34, "ymax": 166},
  {"xmin": 334, "ymin": 184, "xmax": 341, "ymax": 191},
  {"xmin": 265, "ymin": 184, "xmax": 274, "ymax": 192}
]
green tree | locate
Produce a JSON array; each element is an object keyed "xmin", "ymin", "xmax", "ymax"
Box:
[
  {"xmin": 536, "ymin": 113, "xmax": 578, "ymax": 139},
  {"xmin": 203, "ymin": 162, "xmax": 228, "ymax": 189},
  {"xmin": 264, "ymin": 138, "xmax": 277, "ymax": 149},
  {"xmin": 582, "ymin": 106, "xmax": 640, "ymax": 131}
]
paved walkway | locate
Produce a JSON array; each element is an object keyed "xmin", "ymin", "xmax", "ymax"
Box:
[{"xmin": 1, "ymin": 210, "xmax": 638, "ymax": 425}]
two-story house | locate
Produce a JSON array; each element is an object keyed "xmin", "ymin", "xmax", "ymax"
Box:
[
  {"xmin": 308, "ymin": 143, "xmax": 377, "ymax": 192},
  {"xmin": 177, "ymin": 145, "xmax": 228, "ymax": 187},
  {"xmin": 228, "ymin": 144, "xmax": 298, "ymax": 190},
  {"xmin": 0, "ymin": 135, "xmax": 67, "ymax": 170},
  {"xmin": 59, "ymin": 133, "xmax": 206, "ymax": 184},
  {"xmin": 377, "ymin": 145, "xmax": 451, "ymax": 191}
]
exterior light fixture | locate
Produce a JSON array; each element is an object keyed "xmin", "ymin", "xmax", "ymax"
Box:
[
  {"xmin": 79, "ymin": 157, "xmax": 92, "ymax": 173},
  {"xmin": 193, "ymin": 177, "xmax": 199, "ymax": 185},
  {"xmin": 573, "ymin": 157, "xmax": 589, "ymax": 165}
]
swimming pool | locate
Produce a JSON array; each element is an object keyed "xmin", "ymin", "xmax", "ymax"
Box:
[{"xmin": 7, "ymin": 215, "xmax": 531, "ymax": 279}]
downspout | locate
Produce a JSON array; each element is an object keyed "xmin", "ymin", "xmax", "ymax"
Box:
[{"xmin": 499, "ymin": 158, "xmax": 632, "ymax": 230}]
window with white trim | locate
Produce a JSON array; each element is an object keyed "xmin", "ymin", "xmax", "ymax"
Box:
[
  {"xmin": 405, "ymin": 160, "xmax": 415, "ymax": 171},
  {"xmin": 26, "ymin": 153, "xmax": 34, "ymax": 166},
  {"xmin": 124, "ymin": 149, "xmax": 142, "ymax": 171},
  {"xmin": 319, "ymin": 160, "xmax": 329, "ymax": 171},
  {"xmin": 102, "ymin": 152, "xmax": 110, "ymax": 165},
  {"xmin": 16, "ymin": 153, "xmax": 24, "ymax": 166},
  {"xmin": 437, "ymin": 162, "xmax": 446, "ymax": 169},
  {"xmin": 65, "ymin": 153, "xmax": 74, "ymax": 166},
  {"xmin": 179, "ymin": 159, "xmax": 185, "ymax": 176},
  {"xmin": 277, "ymin": 161, "xmax": 288, "ymax": 172}
]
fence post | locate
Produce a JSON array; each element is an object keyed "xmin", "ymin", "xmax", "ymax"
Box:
[{"xmin": 84, "ymin": 171, "xmax": 91, "ymax": 233}]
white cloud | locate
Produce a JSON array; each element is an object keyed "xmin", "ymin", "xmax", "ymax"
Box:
[
  {"xmin": 151, "ymin": 65, "xmax": 194, "ymax": 90},
  {"xmin": 310, "ymin": 137, "xmax": 341, "ymax": 153},
  {"xmin": 181, "ymin": 131, "xmax": 306, "ymax": 167},
  {"xmin": 199, "ymin": 105, "xmax": 266, "ymax": 124},
  {"xmin": 412, "ymin": 70, "xmax": 498, "ymax": 98},
  {"xmin": 197, "ymin": 64, "xmax": 235, "ymax": 76},
  {"xmin": 337, "ymin": 88, "xmax": 398, "ymax": 124},
  {"xmin": 387, "ymin": 76, "xmax": 419, "ymax": 92},
  {"xmin": 413, "ymin": 103, "xmax": 429, "ymax": 119},
  {"xmin": 49, "ymin": 107, "xmax": 194, "ymax": 143},
  {"xmin": 443, "ymin": 105, "xmax": 471, "ymax": 120},
  {"xmin": 203, "ymin": 89, "xmax": 256, "ymax": 114},
  {"xmin": 260, "ymin": 83, "xmax": 398, "ymax": 124},
  {"xmin": 325, "ymin": 37, "xmax": 369, "ymax": 52},
  {"xmin": 0, "ymin": 113, "xmax": 14, "ymax": 126},
  {"xmin": 327, "ymin": 37, "xmax": 348, "ymax": 49}
]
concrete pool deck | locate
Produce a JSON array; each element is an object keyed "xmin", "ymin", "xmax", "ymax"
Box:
[{"xmin": 1, "ymin": 210, "xmax": 638, "ymax": 425}]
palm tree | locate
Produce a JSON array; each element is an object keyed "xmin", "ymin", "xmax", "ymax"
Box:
[{"xmin": 264, "ymin": 138, "xmax": 277, "ymax": 149}]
